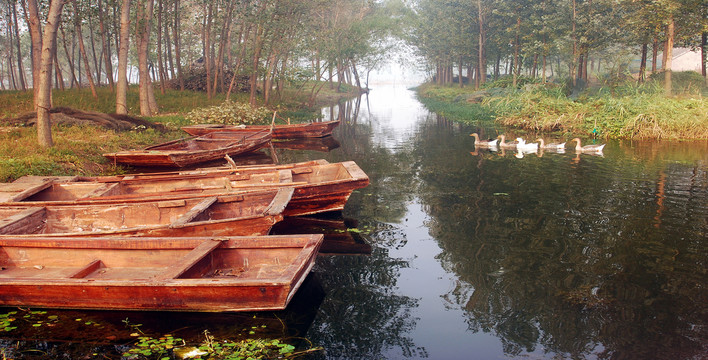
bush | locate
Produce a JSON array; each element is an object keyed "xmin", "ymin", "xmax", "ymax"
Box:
[{"xmin": 185, "ymin": 100, "xmax": 272, "ymax": 125}]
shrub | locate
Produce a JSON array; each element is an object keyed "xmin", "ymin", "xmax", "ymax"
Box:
[{"xmin": 185, "ymin": 100, "xmax": 272, "ymax": 125}]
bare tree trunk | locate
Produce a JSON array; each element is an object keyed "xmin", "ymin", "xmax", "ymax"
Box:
[
  {"xmin": 54, "ymin": 51, "xmax": 65, "ymax": 90},
  {"xmin": 164, "ymin": 20, "xmax": 175, "ymax": 79},
  {"xmin": 513, "ymin": 17, "xmax": 521, "ymax": 87},
  {"xmin": 204, "ymin": 1, "xmax": 213, "ymax": 99},
  {"xmin": 26, "ymin": 0, "xmax": 42, "ymax": 104},
  {"xmin": 115, "ymin": 0, "xmax": 131, "ymax": 114},
  {"xmin": 72, "ymin": 0, "xmax": 98, "ymax": 98},
  {"xmin": 477, "ymin": 0, "xmax": 486, "ymax": 87},
  {"xmin": 651, "ymin": 38, "xmax": 658, "ymax": 74},
  {"xmin": 87, "ymin": 16, "xmax": 101, "ymax": 86},
  {"xmin": 638, "ymin": 43, "xmax": 648, "ymax": 84},
  {"xmin": 702, "ymin": 32, "xmax": 707, "ymax": 85},
  {"xmin": 156, "ymin": 0, "xmax": 166, "ymax": 94},
  {"xmin": 137, "ymin": 0, "xmax": 158, "ymax": 115},
  {"xmin": 664, "ymin": 17, "xmax": 674, "ymax": 96},
  {"xmin": 212, "ymin": 1, "xmax": 236, "ymax": 95},
  {"xmin": 173, "ymin": 0, "xmax": 183, "ymax": 90},
  {"xmin": 249, "ymin": 25, "xmax": 264, "ymax": 106},
  {"xmin": 60, "ymin": 25, "xmax": 79, "ymax": 88},
  {"xmin": 571, "ymin": 0, "xmax": 577, "ymax": 87},
  {"xmin": 97, "ymin": 0, "xmax": 114, "ymax": 90},
  {"xmin": 12, "ymin": 2, "xmax": 27, "ymax": 90},
  {"xmin": 226, "ymin": 24, "xmax": 250, "ymax": 100},
  {"xmin": 36, "ymin": 0, "xmax": 66, "ymax": 147}
]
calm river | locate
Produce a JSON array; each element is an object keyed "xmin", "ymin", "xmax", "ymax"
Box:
[{"xmin": 1, "ymin": 85, "xmax": 706, "ymax": 359}]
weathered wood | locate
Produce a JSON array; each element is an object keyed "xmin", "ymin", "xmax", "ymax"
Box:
[
  {"xmin": 182, "ymin": 120, "xmax": 340, "ymax": 139},
  {"xmin": 156, "ymin": 238, "xmax": 223, "ymax": 279},
  {"xmin": 0, "ymin": 188, "xmax": 293, "ymax": 237},
  {"xmin": 103, "ymin": 130, "xmax": 272, "ymax": 167},
  {"xmin": 0, "ymin": 234, "xmax": 323, "ymax": 311}
]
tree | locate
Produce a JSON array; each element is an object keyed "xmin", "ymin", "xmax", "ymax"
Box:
[
  {"xmin": 115, "ymin": 0, "xmax": 130, "ymax": 114},
  {"xmin": 35, "ymin": 0, "xmax": 66, "ymax": 147}
]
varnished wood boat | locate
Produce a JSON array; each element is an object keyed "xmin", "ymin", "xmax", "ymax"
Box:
[
  {"xmin": 103, "ymin": 130, "xmax": 272, "ymax": 167},
  {"xmin": 0, "ymin": 170, "xmax": 292, "ymax": 205},
  {"xmin": 1, "ymin": 160, "xmax": 369, "ymax": 217},
  {"xmin": 182, "ymin": 120, "xmax": 340, "ymax": 139},
  {"xmin": 0, "ymin": 234, "xmax": 323, "ymax": 312},
  {"xmin": 0, "ymin": 188, "xmax": 293, "ymax": 237}
]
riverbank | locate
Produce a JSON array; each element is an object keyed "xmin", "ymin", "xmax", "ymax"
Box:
[
  {"xmin": 416, "ymin": 72, "xmax": 708, "ymax": 140},
  {"xmin": 0, "ymin": 83, "xmax": 361, "ymax": 182}
]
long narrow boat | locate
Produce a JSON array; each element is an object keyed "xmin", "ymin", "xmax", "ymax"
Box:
[
  {"xmin": 1, "ymin": 161, "xmax": 369, "ymax": 217},
  {"xmin": 182, "ymin": 120, "xmax": 340, "ymax": 139},
  {"xmin": 0, "ymin": 188, "xmax": 293, "ymax": 237},
  {"xmin": 0, "ymin": 170, "xmax": 292, "ymax": 205},
  {"xmin": 0, "ymin": 234, "xmax": 323, "ymax": 312},
  {"xmin": 103, "ymin": 130, "xmax": 272, "ymax": 167}
]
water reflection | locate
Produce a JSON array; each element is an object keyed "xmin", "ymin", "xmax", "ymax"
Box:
[{"xmin": 305, "ymin": 86, "xmax": 707, "ymax": 359}]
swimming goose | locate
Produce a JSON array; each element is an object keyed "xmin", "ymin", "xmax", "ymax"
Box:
[
  {"xmin": 516, "ymin": 138, "xmax": 539, "ymax": 151},
  {"xmin": 498, "ymin": 135, "xmax": 517, "ymax": 149},
  {"xmin": 536, "ymin": 138, "xmax": 566, "ymax": 150},
  {"xmin": 470, "ymin": 133, "xmax": 498, "ymax": 148},
  {"xmin": 571, "ymin": 138, "xmax": 605, "ymax": 153}
]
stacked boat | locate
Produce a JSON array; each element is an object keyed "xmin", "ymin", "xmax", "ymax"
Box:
[{"xmin": 0, "ymin": 120, "xmax": 369, "ymax": 312}]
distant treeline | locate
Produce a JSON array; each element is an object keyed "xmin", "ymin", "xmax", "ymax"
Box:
[{"xmin": 406, "ymin": 0, "xmax": 707, "ymax": 92}]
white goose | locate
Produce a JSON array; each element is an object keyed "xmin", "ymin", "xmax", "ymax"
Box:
[
  {"xmin": 470, "ymin": 133, "xmax": 498, "ymax": 148},
  {"xmin": 516, "ymin": 138, "xmax": 539, "ymax": 151},
  {"xmin": 571, "ymin": 138, "xmax": 605, "ymax": 153},
  {"xmin": 536, "ymin": 138, "xmax": 566, "ymax": 150},
  {"xmin": 498, "ymin": 135, "xmax": 517, "ymax": 149}
]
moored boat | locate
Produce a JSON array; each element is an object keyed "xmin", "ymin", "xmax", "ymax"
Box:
[
  {"xmin": 1, "ymin": 161, "xmax": 369, "ymax": 217},
  {"xmin": 0, "ymin": 188, "xmax": 293, "ymax": 237},
  {"xmin": 182, "ymin": 120, "xmax": 340, "ymax": 139},
  {"xmin": 103, "ymin": 130, "xmax": 272, "ymax": 167},
  {"xmin": 0, "ymin": 234, "xmax": 323, "ymax": 312}
]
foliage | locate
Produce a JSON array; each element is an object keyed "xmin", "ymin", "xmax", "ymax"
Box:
[
  {"xmin": 0, "ymin": 311, "xmax": 18, "ymax": 332},
  {"xmin": 123, "ymin": 334, "xmax": 182, "ymax": 359},
  {"xmin": 185, "ymin": 100, "xmax": 273, "ymax": 125}
]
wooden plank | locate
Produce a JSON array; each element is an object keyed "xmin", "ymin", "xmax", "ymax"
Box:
[
  {"xmin": 69, "ymin": 260, "xmax": 104, "ymax": 278},
  {"xmin": 0, "ymin": 207, "xmax": 45, "ymax": 234},
  {"xmin": 80, "ymin": 183, "xmax": 121, "ymax": 198},
  {"xmin": 169, "ymin": 197, "xmax": 217, "ymax": 228},
  {"xmin": 155, "ymin": 239, "xmax": 224, "ymax": 280}
]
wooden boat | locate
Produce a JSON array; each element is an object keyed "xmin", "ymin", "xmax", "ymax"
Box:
[
  {"xmin": 1, "ymin": 160, "xmax": 368, "ymax": 217},
  {"xmin": 0, "ymin": 170, "xmax": 292, "ymax": 205},
  {"xmin": 272, "ymin": 136, "xmax": 341, "ymax": 152},
  {"xmin": 103, "ymin": 130, "xmax": 272, "ymax": 167},
  {"xmin": 0, "ymin": 234, "xmax": 323, "ymax": 312},
  {"xmin": 0, "ymin": 188, "xmax": 293, "ymax": 237},
  {"xmin": 182, "ymin": 120, "xmax": 340, "ymax": 139}
]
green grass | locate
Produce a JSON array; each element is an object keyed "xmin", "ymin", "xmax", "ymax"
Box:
[{"xmin": 416, "ymin": 72, "xmax": 708, "ymax": 140}]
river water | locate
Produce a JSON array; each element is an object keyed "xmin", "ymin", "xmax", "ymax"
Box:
[{"xmin": 1, "ymin": 85, "xmax": 706, "ymax": 359}]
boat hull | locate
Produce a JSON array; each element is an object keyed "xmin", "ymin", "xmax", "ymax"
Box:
[
  {"xmin": 182, "ymin": 120, "xmax": 340, "ymax": 139},
  {"xmin": 0, "ymin": 235, "xmax": 322, "ymax": 311}
]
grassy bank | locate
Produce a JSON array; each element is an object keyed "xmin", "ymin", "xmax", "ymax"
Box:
[
  {"xmin": 416, "ymin": 72, "xmax": 708, "ymax": 140},
  {"xmin": 0, "ymin": 83, "xmax": 360, "ymax": 182}
]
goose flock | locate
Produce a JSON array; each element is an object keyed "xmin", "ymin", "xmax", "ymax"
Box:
[{"xmin": 470, "ymin": 133, "xmax": 606, "ymax": 154}]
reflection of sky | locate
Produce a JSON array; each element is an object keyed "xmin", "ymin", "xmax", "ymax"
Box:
[
  {"xmin": 323, "ymin": 85, "xmax": 429, "ymax": 151},
  {"xmin": 386, "ymin": 199, "xmax": 504, "ymax": 359}
]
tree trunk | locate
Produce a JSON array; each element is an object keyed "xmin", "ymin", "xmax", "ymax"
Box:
[
  {"xmin": 97, "ymin": 0, "xmax": 114, "ymax": 90},
  {"xmin": 513, "ymin": 17, "xmax": 520, "ymax": 87},
  {"xmin": 173, "ymin": 0, "xmax": 183, "ymax": 90},
  {"xmin": 638, "ymin": 43, "xmax": 648, "ymax": 84},
  {"xmin": 60, "ymin": 25, "xmax": 79, "ymax": 89},
  {"xmin": 249, "ymin": 25, "xmax": 264, "ymax": 106},
  {"xmin": 137, "ymin": 0, "xmax": 157, "ymax": 115},
  {"xmin": 651, "ymin": 38, "xmax": 658, "ymax": 73},
  {"xmin": 571, "ymin": 0, "xmax": 577, "ymax": 87},
  {"xmin": 54, "ymin": 51, "xmax": 64, "ymax": 90},
  {"xmin": 116, "ymin": 0, "xmax": 131, "ymax": 114},
  {"xmin": 12, "ymin": 2, "xmax": 27, "ymax": 90},
  {"xmin": 36, "ymin": 0, "xmax": 66, "ymax": 148},
  {"xmin": 477, "ymin": 0, "xmax": 486, "ymax": 87},
  {"xmin": 87, "ymin": 16, "xmax": 101, "ymax": 86},
  {"xmin": 26, "ymin": 0, "xmax": 42, "ymax": 104},
  {"xmin": 702, "ymin": 32, "xmax": 707, "ymax": 85},
  {"xmin": 156, "ymin": 0, "xmax": 166, "ymax": 94},
  {"xmin": 204, "ymin": 1, "xmax": 213, "ymax": 99},
  {"xmin": 72, "ymin": 0, "xmax": 98, "ymax": 98},
  {"xmin": 226, "ymin": 24, "xmax": 250, "ymax": 100},
  {"xmin": 664, "ymin": 17, "xmax": 674, "ymax": 96}
]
